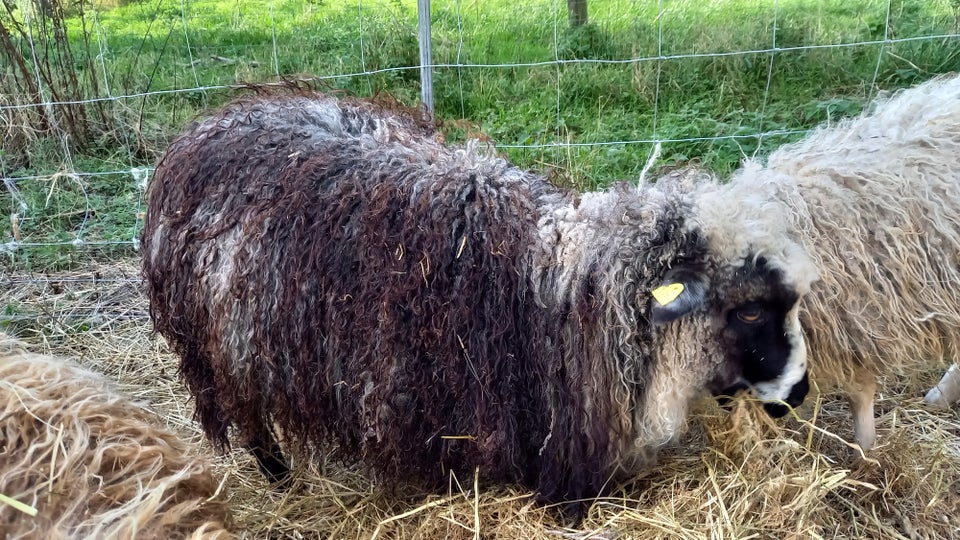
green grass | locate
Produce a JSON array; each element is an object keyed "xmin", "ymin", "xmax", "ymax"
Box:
[{"xmin": 2, "ymin": 0, "xmax": 960, "ymax": 269}]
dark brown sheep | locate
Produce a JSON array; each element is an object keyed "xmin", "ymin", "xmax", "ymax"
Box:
[{"xmin": 141, "ymin": 89, "xmax": 818, "ymax": 509}]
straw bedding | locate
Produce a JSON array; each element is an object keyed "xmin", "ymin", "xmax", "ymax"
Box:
[{"xmin": 1, "ymin": 258, "xmax": 958, "ymax": 539}]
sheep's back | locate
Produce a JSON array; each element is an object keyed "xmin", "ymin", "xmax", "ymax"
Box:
[
  {"xmin": 141, "ymin": 95, "xmax": 565, "ymax": 487},
  {"xmin": 760, "ymin": 75, "xmax": 960, "ymax": 380}
]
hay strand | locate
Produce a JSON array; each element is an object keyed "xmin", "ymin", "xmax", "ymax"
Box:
[{"xmin": 0, "ymin": 493, "xmax": 37, "ymax": 517}]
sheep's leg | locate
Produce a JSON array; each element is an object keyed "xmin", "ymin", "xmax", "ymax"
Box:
[
  {"xmin": 848, "ymin": 369, "xmax": 878, "ymax": 451},
  {"xmin": 924, "ymin": 363, "xmax": 960, "ymax": 407},
  {"xmin": 245, "ymin": 431, "xmax": 291, "ymax": 488}
]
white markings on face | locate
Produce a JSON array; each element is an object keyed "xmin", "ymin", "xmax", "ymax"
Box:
[{"xmin": 751, "ymin": 304, "xmax": 807, "ymax": 403}]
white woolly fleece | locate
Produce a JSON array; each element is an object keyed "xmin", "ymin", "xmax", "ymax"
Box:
[{"xmin": 690, "ymin": 172, "xmax": 821, "ymax": 298}]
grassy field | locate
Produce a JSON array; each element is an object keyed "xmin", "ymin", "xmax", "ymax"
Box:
[{"xmin": 1, "ymin": 0, "xmax": 959, "ymax": 268}]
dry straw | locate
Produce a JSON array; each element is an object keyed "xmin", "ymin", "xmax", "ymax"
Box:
[{"xmin": 1, "ymin": 258, "xmax": 958, "ymax": 539}]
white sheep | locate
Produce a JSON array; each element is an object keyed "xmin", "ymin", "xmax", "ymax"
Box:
[{"xmin": 715, "ymin": 74, "xmax": 960, "ymax": 449}]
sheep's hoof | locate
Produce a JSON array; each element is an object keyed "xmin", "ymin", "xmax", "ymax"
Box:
[
  {"xmin": 923, "ymin": 387, "xmax": 950, "ymax": 409},
  {"xmin": 555, "ymin": 499, "xmax": 589, "ymax": 527},
  {"xmin": 262, "ymin": 459, "xmax": 293, "ymax": 490},
  {"xmin": 246, "ymin": 437, "xmax": 292, "ymax": 490},
  {"xmin": 852, "ymin": 429, "xmax": 876, "ymax": 453}
]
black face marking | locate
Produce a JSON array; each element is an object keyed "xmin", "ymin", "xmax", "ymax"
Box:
[
  {"xmin": 713, "ymin": 258, "xmax": 809, "ymax": 412},
  {"xmin": 719, "ymin": 372, "xmax": 808, "ymax": 417},
  {"xmin": 728, "ymin": 301, "xmax": 793, "ymax": 384}
]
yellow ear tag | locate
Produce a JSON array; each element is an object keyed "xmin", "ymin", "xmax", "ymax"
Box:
[{"xmin": 652, "ymin": 283, "xmax": 685, "ymax": 306}]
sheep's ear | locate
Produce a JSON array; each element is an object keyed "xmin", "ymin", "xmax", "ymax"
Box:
[{"xmin": 650, "ymin": 267, "xmax": 709, "ymax": 324}]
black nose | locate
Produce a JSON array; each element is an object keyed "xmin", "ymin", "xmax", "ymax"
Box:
[
  {"xmin": 762, "ymin": 401, "xmax": 790, "ymax": 418},
  {"xmin": 762, "ymin": 371, "xmax": 809, "ymax": 418}
]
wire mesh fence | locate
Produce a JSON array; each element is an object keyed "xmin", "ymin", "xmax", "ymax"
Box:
[{"xmin": 2, "ymin": 0, "xmax": 959, "ymax": 263}]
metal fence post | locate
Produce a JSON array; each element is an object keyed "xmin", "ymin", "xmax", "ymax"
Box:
[{"xmin": 417, "ymin": 0, "xmax": 434, "ymax": 112}]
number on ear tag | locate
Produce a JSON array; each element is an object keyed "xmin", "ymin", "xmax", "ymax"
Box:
[{"xmin": 652, "ymin": 283, "xmax": 685, "ymax": 306}]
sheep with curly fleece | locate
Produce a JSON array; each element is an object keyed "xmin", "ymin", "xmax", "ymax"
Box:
[
  {"xmin": 141, "ymin": 89, "xmax": 819, "ymax": 509},
  {"xmin": 719, "ymin": 74, "xmax": 960, "ymax": 450},
  {"xmin": 0, "ymin": 334, "xmax": 232, "ymax": 540}
]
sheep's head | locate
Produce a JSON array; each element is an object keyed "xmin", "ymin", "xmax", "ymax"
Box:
[
  {"xmin": 646, "ymin": 235, "xmax": 816, "ymax": 420},
  {"xmin": 645, "ymin": 166, "xmax": 819, "ymax": 418}
]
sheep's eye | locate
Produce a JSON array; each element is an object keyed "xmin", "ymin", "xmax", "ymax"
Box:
[{"xmin": 736, "ymin": 307, "xmax": 765, "ymax": 324}]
